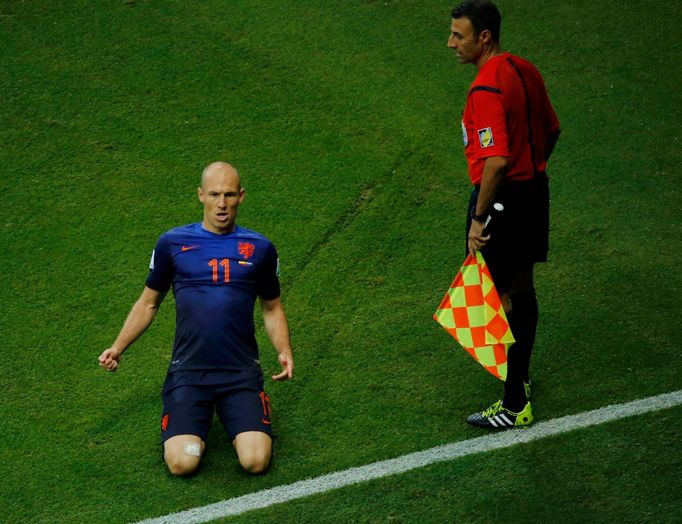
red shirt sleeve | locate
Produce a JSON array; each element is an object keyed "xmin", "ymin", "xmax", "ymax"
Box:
[{"xmin": 469, "ymin": 89, "xmax": 509, "ymax": 159}]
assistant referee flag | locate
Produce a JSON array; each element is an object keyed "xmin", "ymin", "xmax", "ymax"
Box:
[{"xmin": 434, "ymin": 251, "xmax": 514, "ymax": 380}]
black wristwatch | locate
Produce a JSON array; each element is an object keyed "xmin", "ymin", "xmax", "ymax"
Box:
[{"xmin": 471, "ymin": 210, "xmax": 487, "ymax": 222}]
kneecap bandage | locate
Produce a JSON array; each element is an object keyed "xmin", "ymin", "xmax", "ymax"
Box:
[{"xmin": 184, "ymin": 443, "xmax": 201, "ymax": 457}]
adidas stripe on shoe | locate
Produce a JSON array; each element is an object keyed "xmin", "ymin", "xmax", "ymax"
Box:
[{"xmin": 466, "ymin": 400, "xmax": 534, "ymax": 429}]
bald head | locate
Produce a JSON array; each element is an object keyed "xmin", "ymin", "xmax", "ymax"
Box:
[
  {"xmin": 198, "ymin": 161, "xmax": 245, "ymax": 234},
  {"xmin": 201, "ymin": 161, "xmax": 241, "ymax": 190}
]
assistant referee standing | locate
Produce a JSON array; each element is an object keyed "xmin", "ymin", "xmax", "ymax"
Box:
[{"xmin": 447, "ymin": 0, "xmax": 560, "ymax": 428}]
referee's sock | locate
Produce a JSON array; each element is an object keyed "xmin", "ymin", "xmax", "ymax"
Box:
[{"xmin": 502, "ymin": 290, "xmax": 539, "ymax": 412}]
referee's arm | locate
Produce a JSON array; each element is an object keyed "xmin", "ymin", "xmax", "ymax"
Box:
[{"xmin": 468, "ymin": 155, "xmax": 508, "ymax": 255}]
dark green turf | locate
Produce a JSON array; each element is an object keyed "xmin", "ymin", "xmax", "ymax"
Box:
[
  {"xmin": 1, "ymin": 0, "xmax": 680, "ymax": 522},
  {"xmin": 224, "ymin": 406, "xmax": 682, "ymax": 524}
]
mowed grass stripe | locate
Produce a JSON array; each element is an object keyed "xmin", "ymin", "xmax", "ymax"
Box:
[{"xmin": 136, "ymin": 389, "xmax": 682, "ymax": 524}]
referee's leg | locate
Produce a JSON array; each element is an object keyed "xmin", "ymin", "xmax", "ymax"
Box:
[{"xmin": 503, "ymin": 268, "xmax": 538, "ymax": 411}]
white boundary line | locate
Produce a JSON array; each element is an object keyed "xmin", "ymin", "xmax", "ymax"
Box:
[{"xmin": 136, "ymin": 390, "xmax": 682, "ymax": 524}]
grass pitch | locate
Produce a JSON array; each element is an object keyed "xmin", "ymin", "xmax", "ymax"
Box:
[{"xmin": 1, "ymin": 1, "xmax": 680, "ymax": 522}]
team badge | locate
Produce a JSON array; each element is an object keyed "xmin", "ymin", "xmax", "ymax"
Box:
[
  {"xmin": 478, "ymin": 127, "xmax": 494, "ymax": 148},
  {"xmin": 258, "ymin": 391, "xmax": 272, "ymax": 425},
  {"xmin": 461, "ymin": 120, "xmax": 468, "ymax": 146},
  {"xmin": 238, "ymin": 242, "xmax": 256, "ymax": 259}
]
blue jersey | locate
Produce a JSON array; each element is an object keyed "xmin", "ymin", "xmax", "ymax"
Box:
[{"xmin": 146, "ymin": 223, "xmax": 280, "ymax": 376}]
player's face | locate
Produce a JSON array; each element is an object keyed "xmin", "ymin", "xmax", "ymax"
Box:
[
  {"xmin": 448, "ymin": 17, "xmax": 483, "ymax": 65},
  {"xmin": 198, "ymin": 171, "xmax": 245, "ymax": 234}
]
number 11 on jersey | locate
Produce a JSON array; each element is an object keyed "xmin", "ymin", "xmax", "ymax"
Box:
[{"xmin": 208, "ymin": 258, "xmax": 230, "ymax": 283}]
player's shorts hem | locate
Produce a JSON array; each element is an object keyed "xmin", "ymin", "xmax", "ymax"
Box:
[{"xmin": 160, "ymin": 379, "xmax": 274, "ymax": 443}]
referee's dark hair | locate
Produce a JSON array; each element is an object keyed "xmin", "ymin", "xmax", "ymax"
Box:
[{"xmin": 451, "ymin": 0, "xmax": 501, "ymax": 43}]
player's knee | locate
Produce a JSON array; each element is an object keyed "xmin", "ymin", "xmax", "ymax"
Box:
[
  {"xmin": 238, "ymin": 449, "xmax": 271, "ymax": 474},
  {"xmin": 165, "ymin": 452, "xmax": 201, "ymax": 476},
  {"xmin": 239, "ymin": 455, "xmax": 270, "ymax": 474},
  {"xmin": 164, "ymin": 440, "xmax": 203, "ymax": 476},
  {"xmin": 234, "ymin": 431, "xmax": 272, "ymax": 474}
]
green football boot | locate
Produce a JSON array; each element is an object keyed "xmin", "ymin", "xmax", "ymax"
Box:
[{"xmin": 467, "ymin": 400, "xmax": 534, "ymax": 429}]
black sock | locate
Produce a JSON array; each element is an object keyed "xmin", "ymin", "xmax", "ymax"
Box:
[
  {"xmin": 510, "ymin": 290, "xmax": 539, "ymax": 382},
  {"xmin": 503, "ymin": 290, "xmax": 538, "ymax": 412}
]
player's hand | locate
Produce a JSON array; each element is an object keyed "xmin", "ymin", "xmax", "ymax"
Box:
[
  {"xmin": 98, "ymin": 347, "xmax": 122, "ymax": 372},
  {"xmin": 468, "ymin": 219, "xmax": 490, "ymax": 256},
  {"xmin": 272, "ymin": 351, "xmax": 293, "ymax": 381}
]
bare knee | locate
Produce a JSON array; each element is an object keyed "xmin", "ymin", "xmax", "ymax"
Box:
[
  {"xmin": 238, "ymin": 449, "xmax": 271, "ymax": 474},
  {"xmin": 164, "ymin": 435, "xmax": 204, "ymax": 476},
  {"xmin": 165, "ymin": 453, "xmax": 200, "ymax": 476},
  {"xmin": 234, "ymin": 431, "xmax": 272, "ymax": 474}
]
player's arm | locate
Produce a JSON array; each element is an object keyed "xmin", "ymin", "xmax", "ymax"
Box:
[
  {"xmin": 260, "ymin": 296, "xmax": 294, "ymax": 381},
  {"xmin": 469, "ymin": 155, "xmax": 507, "ymax": 255},
  {"xmin": 98, "ymin": 286, "xmax": 166, "ymax": 372}
]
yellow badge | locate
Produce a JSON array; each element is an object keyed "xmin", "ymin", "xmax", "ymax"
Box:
[{"xmin": 478, "ymin": 127, "xmax": 494, "ymax": 148}]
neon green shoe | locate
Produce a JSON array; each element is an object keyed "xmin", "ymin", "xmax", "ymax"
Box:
[{"xmin": 467, "ymin": 400, "xmax": 534, "ymax": 429}]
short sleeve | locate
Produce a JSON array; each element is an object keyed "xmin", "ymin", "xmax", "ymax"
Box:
[
  {"xmin": 145, "ymin": 234, "xmax": 173, "ymax": 292},
  {"xmin": 257, "ymin": 243, "xmax": 281, "ymax": 300},
  {"xmin": 470, "ymin": 89, "xmax": 509, "ymax": 159}
]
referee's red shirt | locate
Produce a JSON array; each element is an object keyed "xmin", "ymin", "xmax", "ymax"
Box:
[{"xmin": 461, "ymin": 52, "xmax": 560, "ymax": 184}]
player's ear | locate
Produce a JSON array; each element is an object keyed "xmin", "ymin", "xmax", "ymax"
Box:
[
  {"xmin": 479, "ymin": 29, "xmax": 492, "ymax": 44},
  {"xmin": 239, "ymin": 187, "xmax": 246, "ymax": 203},
  {"xmin": 197, "ymin": 187, "xmax": 204, "ymax": 203}
]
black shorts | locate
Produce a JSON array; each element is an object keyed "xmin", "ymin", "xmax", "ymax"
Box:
[
  {"xmin": 466, "ymin": 173, "xmax": 550, "ymax": 293},
  {"xmin": 160, "ymin": 371, "xmax": 273, "ymax": 443}
]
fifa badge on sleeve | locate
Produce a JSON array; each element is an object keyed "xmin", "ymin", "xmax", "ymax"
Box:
[{"xmin": 478, "ymin": 127, "xmax": 494, "ymax": 148}]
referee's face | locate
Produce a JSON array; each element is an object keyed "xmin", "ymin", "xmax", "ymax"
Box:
[
  {"xmin": 448, "ymin": 17, "xmax": 482, "ymax": 65},
  {"xmin": 198, "ymin": 166, "xmax": 245, "ymax": 234}
]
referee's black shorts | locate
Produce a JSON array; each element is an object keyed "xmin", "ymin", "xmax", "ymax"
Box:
[{"xmin": 466, "ymin": 172, "xmax": 549, "ymax": 293}]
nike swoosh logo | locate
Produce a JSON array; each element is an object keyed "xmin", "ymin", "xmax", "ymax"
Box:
[{"xmin": 181, "ymin": 245, "xmax": 199, "ymax": 252}]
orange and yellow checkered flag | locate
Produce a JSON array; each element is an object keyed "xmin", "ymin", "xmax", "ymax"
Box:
[{"xmin": 433, "ymin": 251, "xmax": 514, "ymax": 381}]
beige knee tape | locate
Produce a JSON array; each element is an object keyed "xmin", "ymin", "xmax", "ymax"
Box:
[{"xmin": 184, "ymin": 443, "xmax": 201, "ymax": 457}]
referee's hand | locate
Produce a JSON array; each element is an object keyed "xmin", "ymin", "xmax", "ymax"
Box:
[{"xmin": 468, "ymin": 220, "xmax": 490, "ymax": 256}]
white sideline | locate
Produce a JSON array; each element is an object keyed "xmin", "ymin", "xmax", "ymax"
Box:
[{"xmin": 135, "ymin": 389, "xmax": 682, "ymax": 524}]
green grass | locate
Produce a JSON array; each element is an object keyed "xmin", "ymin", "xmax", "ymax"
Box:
[
  {"xmin": 225, "ymin": 407, "xmax": 682, "ymax": 524},
  {"xmin": 1, "ymin": 0, "xmax": 680, "ymax": 522}
]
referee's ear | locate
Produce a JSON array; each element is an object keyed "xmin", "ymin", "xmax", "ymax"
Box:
[{"xmin": 478, "ymin": 28, "xmax": 493, "ymax": 45}]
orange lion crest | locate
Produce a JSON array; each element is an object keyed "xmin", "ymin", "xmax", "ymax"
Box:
[{"xmin": 238, "ymin": 242, "xmax": 256, "ymax": 260}]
